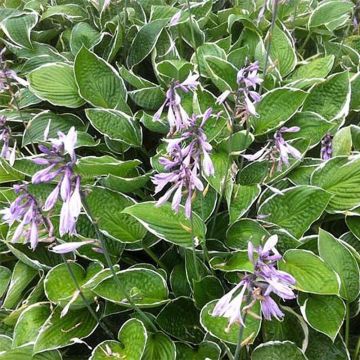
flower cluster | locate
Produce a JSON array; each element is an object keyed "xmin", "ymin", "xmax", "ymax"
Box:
[
  {"xmin": 217, "ymin": 62, "xmax": 262, "ymax": 118},
  {"xmin": 212, "ymin": 235, "xmax": 296, "ymax": 329},
  {"xmin": 0, "ymin": 184, "xmax": 51, "ymax": 250},
  {"xmin": 152, "ymin": 109, "xmax": 214, "ymax": 218},
  {"xmin": 320, "ymin": 133, "xmax": 332, "ymax": 160},
  {"xmin": 242, "ymin": 126, "xmax": 302, "ymax": 171},
  {"xmin": 0, "ymin": 115, "xmax": 16, "ymax": 165},
  {"xmin": 32, "ymin": 127, "xmax": 82, "ymax": 236},
  {"xmin": 154, "ymin": 72, "xmax": 199, "ymax": 134}
]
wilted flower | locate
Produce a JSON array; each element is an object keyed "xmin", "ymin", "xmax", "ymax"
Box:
[
  {"xmin": 212, "ymin": 235, "xmax": 296, "ymax": 327},
  {"xmin": 320, "ymin": 133, "xmax": 332, "ymax": 160},
  {"xmin": 152, "ymin": 109, "xmax": 214, "ymax": 218},
  {"xmin": 154, "ymin": 72, "xmax": 199, "ymax": 134},
  {"xmin": 32, "ymin": 127, "xmax": 82, "ymax": 236},
  {"xmin": 0, "ymin": 184, "xmax": 51, "ymax": 250},
  {"xmin": 0, "ymin": 115, "xmax": 16, "ymax": 165},
  {"xmin": 0, "ymin": 49, "xmax": 28, "ymax": 90},
  {"xmin": 242, "ymin": 126, "xmax": 302, "ymax": 171}
]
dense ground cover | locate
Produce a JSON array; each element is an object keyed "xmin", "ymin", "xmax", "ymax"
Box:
[{"xmin": 0, "ymin": 0, "xmax": 360, "ymax": 359}]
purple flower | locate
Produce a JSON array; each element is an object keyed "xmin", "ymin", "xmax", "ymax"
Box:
[
  {"xmin": 32, "ymin": 127, "xmax": 82, "ymax": 237},
  {"xmin": 169, "ymin": 11, "xmax": 181, "ymax": 26},
  {"xmin": 154, "ymin": 72, "xmax": 199, "ymax": 134},
  {"xmin": 0, "ymin": 116, "xmax": 16, "ymax": 165},
  {"xmin": 212, "ymin": 235, "xmax": 296, "ymax": 327},
  {"xmin": 0, "ymin": 185, "xmax": 49, "ymax": 250},
  {"xmin": 152, "ymin": 109, "xmax": 214, "ymax": 218},
  {"xmin": 51, "ymin": 240, "xmax": 94, "ymax": 254},
  {"xmin": 320, "ymin": 133, "xmax": 332, "ymax": 160}
]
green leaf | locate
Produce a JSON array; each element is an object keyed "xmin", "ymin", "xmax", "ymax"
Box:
[
  {"xmin": 90, "ymin": 319, "xmax": 147, "ymax": 360},
  {"xmin": 157, "ymin": 297, "xmax": 204, "ymax": 343},
  {"xmin": 0, "ymin": 158, "xmax": 24, "ymax": 184},
  {"xmin": 142, "ymin": 332, "xmax": 176, "ymax": 360},
  {"xmin": 263, "ymin": 307, "xmax": 307, "ymax": 349},
  {"xmin": 200, "ymin": 300, "xmax": 261, "ymax": 345},
  {"xmin": 41, "ymin": 4, "xmax": 88, "ymax": 21},
  {"xmin": 350, "ymin": 72, "xmax": 360, "ymax": 111},
  {"xmin": 2, "ymin": 261, "xmax": 38, "ymax": 309},
  {"xmin": 226, "ymin": 219, "xmax": 270, "ymax": 249},
  {"xmin": 332, "ymin": 126, "xmax": 352, "ymax": 157},
  {"xmin": 252, "ymin": 341, "xmax": 307, "ymax": 360},
  {"xmin": 318, "ymin": 229, "xmax": 360, "ymax": 301},
  {"xmin": 23, "ymin": 110, "xmax": 85, "ymax": 146},
  {"xmin": 84, "ymin": 186, "xmax": 147, "ymax": 243},
  {"xmin": 1, "ymin": 13, "xmax": 38, "ymax": 48},
  {"xmin": 13, "ymin": 303, "xmax": 51, "ymax": 347},
  {"xmin": 175, "ymin": 341, "xmax": 221, "ymax": 360},
  {"xmin": 70, "ymin": 22, "xmax": 101, "ymax": 55},
  {"xmin": 33, "ymin": 307, "xmax": 98, "ymax": 353},
  {"xmin": 128, "ymin": 19, "xmax": 168, "ymax": 67},
  {"xmin": 209, "ymin": 250, "xmax": 253, "ymax": 272},
  {"xmin": 309, "ymin": 1, "xmax": 353, "ymax": 29},
  {"xmin": 193, "ymin": 276, "xmax": 224, "ymax": 309},
  {"xmin": 101, "ymin": 172, "xmax": 151, "ymax": 194},
  {"xmin": 74, "ymin": 47, "xmax": 128, "ymax": 110},
  {"xmin": 303, "ymin": 71, "xmax": 350, "ymax": 120},
  {"xmin": 129, "ymin": 87, "xmax": 165, "ymax": 110},
  {"xmin": 205, "ymin": 150, "xmax": 231, "ymax": 194},
  {"xmin": 288, "ymin": 56, "xmax": 334, "ymax": 83},
  {"xmin": 228, "ymin": 184, "xmax": 260, "ymax": 224},
  {"xmin": 269, "ymin": 24, "xmax": 296, "ymax": 77},
  {"xmin": 279, "ymin": 249, "xmax": 340, "ymax": 295},
  {"xmin": 94, "ymin": 268, "xmax": 169, "ymax": 306},
  {"xmin": 0, "ymin": 345, "xmax": 33, "ymax": 359},
  {"xmin": 250, "ymin": 88, "xmax": 307, "ymax": 135},
  {"xmin": 123, "ymin": 202, "xmax": 206, "ymax": 248},
  {"xmin": 299, "ymin": 294, "xmax": 345, "ymax": 341},
  {"xmin": 0, "ymin": 266, "xmax": 11, "ymax": 298},
  {"xmin": 28, "ymin": 63, "xmax": 85, "ymax": 108},
  {"xmin": 194, "ymin": 43, "xmax": 226, "ymax": 77},
  {"xmin": 85, "ymin": 108, "xmax": 142, "ymax": 146},
  {"xmin": 204, "ymin": 56, "xmax": 238, "ymax": 92},
  {"xmin": 258, "ymin": 186, "xmax": 331, "ymax": 238},
  {"xmin": 311, "ymin": 156, "xmax": 360, "ymax": 211}
]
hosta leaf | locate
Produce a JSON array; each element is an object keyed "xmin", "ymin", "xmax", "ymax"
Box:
[
  {"xmin": 318, "ymin": 229, "xmax": 360, "ymax": 301},
  {"xmin": 70, "ymin": 22, "xmax": 101, "ymax": 55},
  {"xmin": 0, "ymin": 345, "xmax": 33, "ymax": 359},
  {"xmin": 311, "ymin": 156, "xmax": 360, "ymax": 211},
  {"xmin": 123, "ymin": 202, "xmax": 206, "ymax": 248},
  {"xmin": 41, "ymin": 4, "xmax": 88, "ymax": 21},
  {"xmin": 33, "ymin": 307, "xmax": 98, "ymax": 353},
  {"xmin": 303, "ymin": 71, "xmax": 350, "ymax": 120},
  {"xmin": 200, "ymin": 300, "xmax": 261, "ymax": 345},
  {"xmin": 263, "ymin": 307, "xmax": 307, "ymax": 349},
  {"xmin": 250, "ymin": 88, "xmax": 307, "ymax": 135},
  {"xmin": 101, "ymin": 172, "xmax": 151, "ymax": 193},
  {"xmin": 226, "ymin": 219, "xmax": 270, "ymax": 249},
  {"xmin": 0, "ymin": 266, "xmax": 11, "ymax": 298},
  {"xmin": 299, "ymin": 294, "xmax": 345, "ymax": 341},
  {"xmin": 94, "ymin": 268, "xmax": 168, "ymax": 306},
  {"xmin": 74, "ymin": 47, "xmax": 128, "ymax": 110},
  {"xmin": 205, "ymin": 150, "xmax": 231, "ymax": 194},
  {"xmin": 269, "ymin": 24, "xmax": 296, "ymax": 77},
  {"xmin": 28, "ymin": 63, "xmax": 85, "ymax": 108},
  {"xmin": 84, "ymin": 186, "xmax": 147, "ymax": 243},
  {"xmin": 129, "ymin": 87, "xmax": 165, "ymax": 110},
  {"xmin": 13, "ymin": 303, "xmax": 51, "ymax": 347},
  {"xmin": 128, "ymin": 19, "xmax": 168, "ymax": 67},
  {"xmin": 258, "ymin": 186, "xmax": 331, "ymax": 238},
  {"xmin": 23, "ymin": 110, "xmax": 85, "ymax": 146},
  {"xmin": 157, "ymin": 297, "xmax": 204, "ymax": 343},
  {"xmin": 90, "ymin": 319, "xmax": 147, "ymax": 360},
  {"xmin": 1, "ymin": 13, "xmax": 38, "ymax": 48},
  {"xmin": 195, "ymin": 43, "xmax": 226, "ymax": 77},
  {"xmin": 85, "ymin": 108, "xmax": 142, "ymax": 146},
  {"xmin": 228, "ymin": 184, "xmax": 261, "ymax": 224},
  {"xmin": 193, "ymin": 276, "xmax": 224, "ymax": 309},
  {"xmin": 175, "ymin": 341, "xmax": 221, "ymax": 360},
  {"xmin": 288, "ymin": 56, "xmax": 334, "ymax": 83},
  {"xmin": 209, "ymin": 251, "xmax": 253, "ymax": 272},
  {"xmin": 142, "ymin": 332, "xmax": 176, "ymax": 360},
  {"xmin": 2, "ymin": 261, "xmax": 38, "ymax": 309},
  {"xmin": 309, "ymin": 1, "xmax": 353, "ymax": 29},
  {"xmin": 279, "ymin": 249, "xmax": 340, "ymax": 295},
  {"xmin": 252, "ymin": 341, "xmax": 307, "ymax": 360}
]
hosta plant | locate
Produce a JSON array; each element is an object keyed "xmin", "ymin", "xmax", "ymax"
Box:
[{"xmin": 0, "ymin": 0, "xmax": 360, "ymax": 359}]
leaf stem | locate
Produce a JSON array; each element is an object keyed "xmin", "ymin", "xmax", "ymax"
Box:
[
  {"xmin": 81, "ymin": 191, "xmax": 158, "ymax": 332},
  {"xmin": 60, "ymin": 254, "xmax": 115, "ymax": 340},
  {"xmin": 186, "ymin": 0, "xmax": 202, "ymax": 78},
  {"xmin": 190, "ymin": 211, "xmax": 201, "ymax": 281},
  {"xmin": 234, "ymin": 312, "xmax": 248, "ymax": 360},
  {"xmin": 259, "ymin": 0, "xmax": 280, "ymax": 95},
  {"xmin": 354, "ymin": 335, "xmax": 360, "ymax": 360},
  {"xmin": 143, "ymin": 242, "xmax": 168, "ymax": 271},
  {"xmin": 345, "ymin": 301, "xmax": 350, "ymax": 347}
]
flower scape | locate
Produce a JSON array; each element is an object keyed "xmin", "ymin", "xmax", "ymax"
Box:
[{"xmin": 0, "ymin": 1, "xmax": 359, "ymax": 360}]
